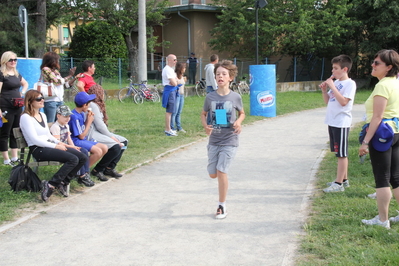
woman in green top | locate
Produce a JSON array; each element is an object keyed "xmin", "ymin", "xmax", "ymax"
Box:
[{"xmin": 360, "ymin": 49, "xmax": 399, "ymax": 229}]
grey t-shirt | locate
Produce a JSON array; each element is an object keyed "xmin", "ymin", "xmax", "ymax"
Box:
[{"xmin": 203, "ymin": 90, "xmax": 243, "ymax": 146}]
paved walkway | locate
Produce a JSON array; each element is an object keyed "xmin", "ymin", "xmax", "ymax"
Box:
[{"xmin": 0, "ymin": 105, "xmax": 365, "ymax": 266}]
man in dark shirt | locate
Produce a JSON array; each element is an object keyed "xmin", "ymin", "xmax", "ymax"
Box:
[{"xmin": 186, "ymin": 52, "xmax": 198, "ymax": 85}]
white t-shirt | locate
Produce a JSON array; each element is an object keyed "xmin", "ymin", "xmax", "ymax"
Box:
[
  {"xmin": 162, "ymin": 65, "xmax": 176, "ymax": 86},
  {"xmin": 324, "ymin": 78, "xmax": 357, "ymax": 128}
]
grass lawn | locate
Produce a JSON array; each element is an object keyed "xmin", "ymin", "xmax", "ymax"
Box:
[{"xmin": 3, "ymin": 89, "xmax": 395, "ymax": 265}]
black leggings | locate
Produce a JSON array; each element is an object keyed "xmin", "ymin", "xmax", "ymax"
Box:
[
  {"xmin": 31, "ymin": 146, "xmax": 87, "ymax": 187},
  {"xmin": 370, "ymin": 133, "xmax": 399, "ymax": 189}
]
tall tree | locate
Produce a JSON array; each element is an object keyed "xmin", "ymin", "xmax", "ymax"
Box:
[{"xmin": 88, "ymin": 0, "xmax": 170, "ymax": 82}]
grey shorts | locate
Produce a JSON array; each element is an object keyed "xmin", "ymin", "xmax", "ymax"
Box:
[{"xmin": 207, "ymin": 145, "xmax": 237, "ymax": 175}]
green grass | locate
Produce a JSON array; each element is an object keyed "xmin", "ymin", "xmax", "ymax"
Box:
[
  {"xmin": 0, "ymin": 90, "xmax": 371, "ymax": 233},
  {"xmin": 296, "ymin": 121, "xmax": 399, "ymax": 265}
]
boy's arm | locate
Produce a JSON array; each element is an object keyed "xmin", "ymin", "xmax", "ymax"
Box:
[
  {"xmin": 325, "ymin": 78, "xmax": 351, "ymax": 106},
  {"xmin": 319, "ymin": 82, "xmax": 329, "ymax": 104},
  {"xmin": 78, "ymin": 114, "xmax": 94, "ymax": 140},
  {"xmin": 233, "ymin": 109, "xmax": 246, "ymax": 134},
  {"xmin": 201, "ymin": 110, "xmax": 213, "ymax": 135}
]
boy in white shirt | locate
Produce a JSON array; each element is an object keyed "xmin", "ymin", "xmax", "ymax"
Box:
[{"xmin": 319, "ymin": 55, "xmax": 357, "ymax": 192}]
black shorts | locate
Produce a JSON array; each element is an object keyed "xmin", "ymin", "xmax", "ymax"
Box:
[{"xmin": 328, "ymin": 126, "xmax": 349, "ymax": 158}]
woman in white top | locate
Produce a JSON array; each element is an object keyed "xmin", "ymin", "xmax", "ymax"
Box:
[
  {"xmin": 40, "ymin": 52, "xmax": 76, "ymax": 123},
  {"xmin": 20, "ymin": 90, "xmax": 87, "ymax": 202}
]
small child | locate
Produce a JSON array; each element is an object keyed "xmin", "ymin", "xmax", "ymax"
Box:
[
  {"xmin": 50, "ymin": 105, "xmax": 95, "ymax": 187},
  {"xmin": 319, "ymin": 55, "xmax": 357, "ymax": 193},
  {"xmin": 200, "ymin": 60, "xmax": 245, "ymax": 219}
]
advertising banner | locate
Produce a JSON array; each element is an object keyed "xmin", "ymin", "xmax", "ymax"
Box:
[{"xmin": 249, "ymin": 64, "xmax": 276, "ymax": 117}]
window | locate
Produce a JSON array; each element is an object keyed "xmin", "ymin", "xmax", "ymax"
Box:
[
  {"xmin": 181, "ymin": 0, "xmax": 188, "ymax": 4},
  {"xmin": 63, "ymin": 27, "xmax": 69, "ymax": 44}
]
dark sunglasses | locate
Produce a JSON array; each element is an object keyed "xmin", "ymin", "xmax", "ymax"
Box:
[
  {"xmin": 8, "ymin": 58, "xmax": 17, "ymax": 62},
  {"xmin": 173, "ymin": 59, "xmax": 177, "ymax": 61},
  {"xmin": 372, "ymin": 60, "xmax": 384, "ymax": 66},
  {"xmin": 34, "ymin": 97, "xmax": 44, "ymax": 102}
]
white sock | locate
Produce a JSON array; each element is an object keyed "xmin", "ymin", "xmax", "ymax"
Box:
[
  {"xmin": 4, "ymin": 159, "xmax": 11, "ymax": 164},
  {"xmin": 11, "ymin": 157, "xmax": 18, "ymax": 162},
  {"xmin": 218, "ymin": 202, "xmax": 226, "ymax": 212}
]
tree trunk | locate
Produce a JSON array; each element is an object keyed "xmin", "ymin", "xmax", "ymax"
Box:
[
  {"xmin": 34, "ymin": 0, "xmax": 47, "ymax": 58},
  {"xmin": 124, "ymin": 32, "xmax": 139, "ymax": 83}
]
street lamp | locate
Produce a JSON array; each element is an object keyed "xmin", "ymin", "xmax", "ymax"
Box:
[{"xmin": 255, "ymin": 0, "xmax": 268, "ymax": 64}]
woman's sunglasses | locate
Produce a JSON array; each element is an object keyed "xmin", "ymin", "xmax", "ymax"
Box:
[
  {"xmin": 8, "ymin": 58, "xmax": 17, "ymax": 62},
  {"xmin": 34, "ymin": 97, "xmax": 44, "ymax": 102},
  {"xmin": 372, "ymin": 60, "xmax": 384, "ymax": 66}
]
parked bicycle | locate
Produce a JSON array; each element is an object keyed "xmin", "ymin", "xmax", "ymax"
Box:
[
  {"xmin": 118, "ymin": 78, "xmax": 160, "ymax": 104},
  {"xmin": 229, "ymin": 76, "xmax": 249, "ymax": 95},
  {"xmin": 195, "ymin": 78, "xmax": 206, "ymax": 97}
]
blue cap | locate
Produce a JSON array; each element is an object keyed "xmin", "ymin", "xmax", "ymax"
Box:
[
  {"xmin": 75, "ymin": 92, "xmax": 96, "ymax": 106},
  {"xmin": 372, "ymin": 122, "xmax": 394, "ymax": 152}
]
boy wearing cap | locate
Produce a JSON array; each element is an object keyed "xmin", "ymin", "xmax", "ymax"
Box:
[
  {"xmin": 50, "ymin": 105, "xmax": 95, "ymax": 187},
  {"xmin": 69, "ymin": 92, "xmax": 121, "ymax": 182},
  {"xmin": 319, "ymin": 55, "xmax": 357, "ymax": 193}
]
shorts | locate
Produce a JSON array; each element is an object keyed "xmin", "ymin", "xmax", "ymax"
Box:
[
  {"xmin": 328, "ymin": 126, "xmax": 349, "ymax": 158},
  {"xmin": 166, "ymin": 90, "xmax": 177, "ymax": 113},
  {"xmin": 73, "ymin": 138, "xmax": 97, "ymax": 152},
  {"xmin": 207, "ymin": 145, "xmax": 237, "ymax": 175}
]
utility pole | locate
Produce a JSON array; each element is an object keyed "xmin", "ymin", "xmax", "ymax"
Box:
[{"xmin": 138, "ymin": 0, "xmax": 147, "ymax": 82}]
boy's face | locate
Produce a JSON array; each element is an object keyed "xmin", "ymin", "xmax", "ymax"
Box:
[
  {"xmin": 57, "ymin": 114, "xmax": 70, "ymax": 125},
  {"xmin": 81, "ymin": 103, "xmax": 90, "ymax": 112},
  {"xmin": 331, "ymin": 63, "xmax": 347, "ymax": 80},
  {"xmin": 215, "ymin": 66, "xmax": 232, "ymax": 88}
]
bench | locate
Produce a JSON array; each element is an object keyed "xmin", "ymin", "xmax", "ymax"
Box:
[
  {"xmin": 13, "ymin": 127, "xmax": 61, "ymax": 171},
  {"xmin": 13, "ymin": 127, "xmax": 71, "ymax": 196}
]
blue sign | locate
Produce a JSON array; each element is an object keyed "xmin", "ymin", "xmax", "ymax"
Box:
[
  {"xmin": 249, "ymin": 65, "xmax": 276, "ymax": 117},
  {"xmin": 16, "ymin": 58, "xmax": 42, "ymax": 91}
]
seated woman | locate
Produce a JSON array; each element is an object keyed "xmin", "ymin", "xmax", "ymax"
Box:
[
  {"xmin": 87, "ymin": 85, "xmax": 127, "ymax": 177},
  {"xmin": 20, "ymin": 90, "xmax": 87, "ymax": 202}
]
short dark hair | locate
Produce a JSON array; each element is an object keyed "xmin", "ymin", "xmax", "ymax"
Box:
[
  {"xmin": 374, "ymin": 49, "xmax": 399, "ymax": 77},
  {"xmin": 82, "ymin": 60, "xmax": 95, "ymax": 72},
  {"xmin": 210, "ymin": 54, "xmax": 219, "ymax": 62},
  {"xmin": 331, "ymin": 55, "xmax": 352, "ymax": 73}
]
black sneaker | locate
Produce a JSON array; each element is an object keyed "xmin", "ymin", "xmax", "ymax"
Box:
[
  {"xmin": 41, "ymin": 181, "xmax": 54, "ymax": 202},
  {"xmin": 77, "ymin": 173, "xmax": 95, "ymax": 187},
  {"xmin": 104, "ymin": 168, "xmax": 123, "ymax": 178},
  {"xmin": 58, "ymin": 183, "xmax": 69, "ymax": 197},
  {"xmin": 91, "ymin": 170, "xmax": 108, "ymax": 182}
]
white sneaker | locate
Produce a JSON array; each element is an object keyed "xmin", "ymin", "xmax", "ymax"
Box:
[
  {"xmin": 323, "ymin": 182, "xmax": 344, "ymax": 193},
  {"xmin": 164, "ymin": 130, "xmax": 177, "ymax": 136},
  {"xmin": 178, "ymin": 129, "xmax": 187, "ymax": 133},
  {"xmin": 367, "ymin": 192, "xmax": 377, "ymax": 199},
  {"xmin": 326, "ymin": 179, "xmax": 350, "ymax": 188},
  {"xmin": 389, "ymin": 210, "xmax": 399, "ymax": 223},
  {"xmin": 215, "ymin": 205, "xmax": 227, "ymax": 219},
  {"xmin": 362, "ymin": 215, "xmax": 390, "ymax": 229}
]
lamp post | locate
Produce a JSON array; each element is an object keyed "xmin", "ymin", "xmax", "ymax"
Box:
[{"xmin": 255, "ymin": 0, "xmax": 268, "ymax": 64}]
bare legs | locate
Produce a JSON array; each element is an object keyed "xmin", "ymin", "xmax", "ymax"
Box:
[{"xmin": 210, "ymin": 170, "xmax": 228, "ymax": 203}]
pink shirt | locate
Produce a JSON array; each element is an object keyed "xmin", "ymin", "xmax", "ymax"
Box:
[{"xmin": 78, "ymin": 74, "xmax": 96, "ymax": 92}]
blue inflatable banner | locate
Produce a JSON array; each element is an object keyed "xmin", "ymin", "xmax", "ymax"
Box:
[
  {"xmin": 249, "ymin": 65, "xmax": 276, "ymax": 117},
  {"xmin": 16, "ymin": 58, "xmax": 42, "ymax": 91}
]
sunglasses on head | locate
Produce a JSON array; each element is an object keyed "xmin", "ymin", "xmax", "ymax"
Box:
[
  {"xmin": 8, "ymin": 58, "xmax": 17, "ymax": 62},
  {"xmin": 34, "ymin": 97, "xmax": 44, "ymax": 102}
]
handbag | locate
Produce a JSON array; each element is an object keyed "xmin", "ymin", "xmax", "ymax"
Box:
[
  {"xmin": 8, "ymin": 151, "xmax": 41, "ymax": 192},
  {"xmin": 34, "ymin": 81, "xmax": 56, "ymax": 99},
  {"xmin": 11, "ymin": 97, "xmax": 24, "ymax": 108},
  {"xmin": 33, "ymin": 74, "xmax": 57, "ymax": 99}
]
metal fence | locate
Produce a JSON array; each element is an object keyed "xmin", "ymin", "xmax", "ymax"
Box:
[{"xmin": 59, "ymin": 55, "xmax": 332, "ymax": 87}]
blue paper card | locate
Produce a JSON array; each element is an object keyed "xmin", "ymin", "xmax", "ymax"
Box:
[{"xmin": 215, "ymin": 109, "xmax": 227, "ymax": 125}]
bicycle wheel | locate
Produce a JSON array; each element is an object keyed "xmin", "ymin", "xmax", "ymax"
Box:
[
  {"xmin": 230, "ymin": 83, "xmax": 242, "ymax": 95},
  {"xmin": 195, "ymin": 82, "xmax": 206, "ymax": 97},
  {"xmin": 134, "ymin": 93, "xmax": 144, "ymax": 104},
  {"xmin": 118, "ymin": 87, "xmax": 134, "ymax": 103},
  {"xmin": 152, "ymin": 91, "xmax": 161, "ymax": 102},
  {"xmin": 240, "ymin": 83, "xmax": 250, "ymax": 94}
]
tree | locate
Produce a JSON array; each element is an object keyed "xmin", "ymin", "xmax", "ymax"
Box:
[
  {"xmin": 209, "ymin": 0, "xmax": 350, "ymax": 59},
  {"xmin": 88, "ymin": 0, "xmax": 170, "ymax": 82},
  {"xmin": 69, "ymin": 21, "xmax": 127, "ymax": 59}
]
